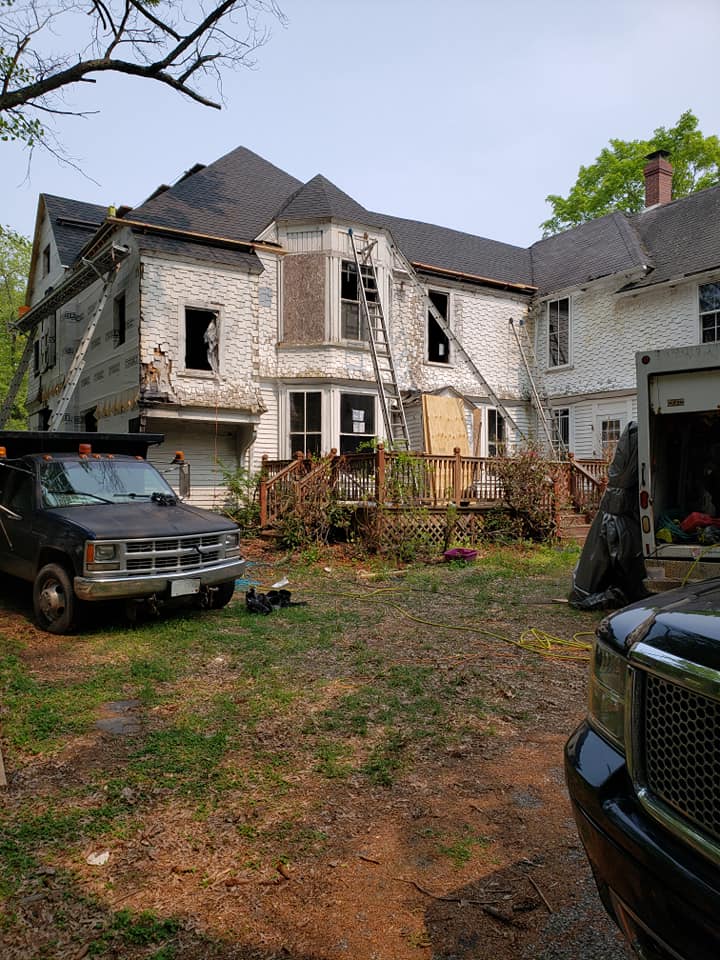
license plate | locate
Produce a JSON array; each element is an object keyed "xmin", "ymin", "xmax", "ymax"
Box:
[{"xmin": 170, "ymin": 579, "xmax": 201, "ymax": 597}]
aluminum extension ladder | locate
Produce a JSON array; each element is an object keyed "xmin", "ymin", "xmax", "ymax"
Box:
[
  {"xmin": 508, "ymin": 317, "xmax": 565, "ymax": 457},
  {"xmin": 348, "ymin": 229, "xmax": 411, "ymax": 450}
]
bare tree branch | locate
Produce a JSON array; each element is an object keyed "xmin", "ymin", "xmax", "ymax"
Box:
[{"xmin": 0, "ymin": 1, "xmax": 285, "ymax": 151}]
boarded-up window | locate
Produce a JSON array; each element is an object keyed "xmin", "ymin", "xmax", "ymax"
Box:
[{"xmin": 283, "ymin": 254, "xmax": 326, "ymax": 343}]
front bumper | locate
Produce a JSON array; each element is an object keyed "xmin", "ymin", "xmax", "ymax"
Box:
[
  {"xmin": 74, "ymin": 557, "xmax": 247, "ymax": 601},
  {"xmin": 565, "ymin": 722, "xmax": 720, "ymax": 960}
]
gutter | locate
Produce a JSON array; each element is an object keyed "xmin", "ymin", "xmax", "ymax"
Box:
[
  {"xmin": 410, "ymin": 260, "xmax": 536, "ymax": 295},
  {"xmin": 106, "ymin": 217, "xmax": 286, "ymax": 255}
]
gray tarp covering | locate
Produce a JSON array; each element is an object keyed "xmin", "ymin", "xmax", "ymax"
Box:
[{"xmin": 569, "ymin": 421, "xmax": 647, "ymax": 610}]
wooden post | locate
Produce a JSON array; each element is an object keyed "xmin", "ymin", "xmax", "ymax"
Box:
[
  {"xmin": 375, "ymin": 443, "xmax": 385, "ymax": 506},
  {"xmin": 453, "ymin": 447, "xmax": 462, "ymax": 505}
]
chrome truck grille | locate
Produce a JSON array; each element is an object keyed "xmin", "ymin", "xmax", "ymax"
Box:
[
  {"xmin": 642, "ymin": 672, "xmax": 720, "ymax": 844},
  {"xmin": 124, "ymin": 534, "xmax": 223, "ymax": 574}
]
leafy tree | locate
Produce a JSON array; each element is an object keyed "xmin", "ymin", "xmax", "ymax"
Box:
[
  {"xmin": 541, "ymin": 111, "xmax": 720, "ymax": 236},
  {"xmin": 0, "ymin": 225, "xmax": 31, "ymax": 427},
  {"xmin": 0, "ymin": 1, "xmax": 284, "ymax": 153}
]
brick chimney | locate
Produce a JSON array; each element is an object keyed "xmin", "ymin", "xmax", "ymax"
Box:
[{"xmin": 644, "ymin": 150, "xmax": 673, "ymax": 207}]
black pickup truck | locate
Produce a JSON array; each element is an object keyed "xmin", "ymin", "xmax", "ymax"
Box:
[
  {"xmin": 565, "ymin": 580, "xmax": 720, "ymax": 959},
  {"xmin": 0, "ymin": 432, "xmax": 245, "ymax": 633}
]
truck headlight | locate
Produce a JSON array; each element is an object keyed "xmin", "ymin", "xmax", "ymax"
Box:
[
  {"xmin": 85, "ymin": 541, "xmax": 121, "ymax": 571},
  {"xmin": 588, "ymin": 637, "xmax": 628, "ymax": 752},
  {"xmin": 223, "ymin": 531, "xmax": 240, "ymax": 554},
  {"xmin": 94, "ymin": 543, "xmax": 117, "ymax": 561}
]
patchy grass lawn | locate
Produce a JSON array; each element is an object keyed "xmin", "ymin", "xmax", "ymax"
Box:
[{"xmin": 0, "ymin": 543, "xmax": 625, "ymax": 960}]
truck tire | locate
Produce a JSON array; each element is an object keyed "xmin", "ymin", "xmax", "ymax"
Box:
[
  {"xmin": 33, "ymin": 563, "xmax": 77, "ymax": 634},
  {"xmin": 209, "ymin": 580, "xmax": 235, "ymax": 609}
]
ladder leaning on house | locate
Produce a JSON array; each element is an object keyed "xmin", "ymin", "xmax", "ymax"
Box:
[
  {"xmin": 348, "ymin": 229, "xmax": 411, "ymax": 450},
  {"xmin": 0, "ymin": 243, "xmax": 129, "ymax": 431},
  {"xmin": 382, "ymin": 233, "xmax": 528, "ymax": 446},
  {"xmin": 508, "ymin": 316, "xmax": 565, "ymax": 457}
]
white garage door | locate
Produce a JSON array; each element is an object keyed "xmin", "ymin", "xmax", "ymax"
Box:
[{"xmin": 146, "ymin": 424, "xmax": 240, "ymax": 511}]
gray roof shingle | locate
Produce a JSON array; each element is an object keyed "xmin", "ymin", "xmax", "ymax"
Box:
[
  {"xmin": 276, "ymin": 174, "xmax": 377, "ymax": 224},
  {"xmin": 372, "ymin": 212, "xmax": 534, "ymax": 288},
  {"xmin": 136, "ymin": 233, "xmax": 263, "ymax": 272},
  {"xmin": 529, "ymin": 212, "xmax": 651, "ymax": 297},
  {"xmin": 130, "ymin": 145, "xmax": 301, "ymax": 242},
  {"xmin": 625, "ymin": 186, "xmax": 720, "ymax": 289},
  {"xmin": 42, "ymin": 194, "xmax": 106, "ymax": 267}
]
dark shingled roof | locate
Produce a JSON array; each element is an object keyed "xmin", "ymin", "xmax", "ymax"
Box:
[
  {"xmin": 626, "ymin": 185, "xmax": 720, "ymax": 289},
  {"xmin": 276, "ymin": 174, "xmax": 377, "ymax": 225},
  {"xmin": 135, "ymin": 233, "xmax": 263, "ymax": 272},
  {"xmin": 42, "ymin": 194, "xmax": 106, "ymax": 267},
  {"xmin": 372, "ymin": 212, "xmax": 534, "ymax": 288},
  {"xmin": 130, "ymin": 145, "xmax": 301, "ymax": 242},
  {"xmin": 529, "ymin": 212, "xmax": 651, "ymax": 297}
]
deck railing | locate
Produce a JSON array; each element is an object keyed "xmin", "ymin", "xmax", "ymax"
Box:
[{"xmin": 259, "ymin": 447, "xmax": 608, "ymax": 527}]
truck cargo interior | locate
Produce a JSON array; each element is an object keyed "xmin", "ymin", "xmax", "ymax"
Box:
[{"xmin": 651, "ymin": 408, "xmax": 720, "ymax": 543}]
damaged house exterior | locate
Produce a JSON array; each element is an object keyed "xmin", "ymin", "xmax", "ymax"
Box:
[{"xmin": 13, "ymin": 147, "xmax": 720, "ymax": 508}]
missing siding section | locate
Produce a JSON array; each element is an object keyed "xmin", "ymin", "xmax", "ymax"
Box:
[{"xmin": 141, "ymin": 345, "xmax": 174, "ymax": 398}]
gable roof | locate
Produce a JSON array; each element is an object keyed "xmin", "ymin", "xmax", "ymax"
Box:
[
  {"xmin": 529, "ymin": 212, "xmax": 651, "ymax": 297},
  {"xmin": 130, "ymin": 145, "xmax": 301, "ymax": 243},
  {"xmin": 626, "ymin": 185, "xmax": 720, "ymax": 289},
  {"xmin": 42, "ymin": 194, "xmax": 106, "ymax": 267}
]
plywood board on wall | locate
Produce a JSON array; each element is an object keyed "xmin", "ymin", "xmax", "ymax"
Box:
[{"xmin": 422, "ymin": 394, "xmax": 470, "ymax": 455}]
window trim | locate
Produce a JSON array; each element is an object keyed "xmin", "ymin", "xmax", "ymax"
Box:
[
  {"xmin": 699, "ymin": 280, "xmax": 720, "ymax": 344},
  {"xmin": 426, "ymin": 287, "xmax": 452, "ymax": 365},
  {"xmin": 178, "ymin": 303, "xmax": 222, "ymax": 378},
  {"xmin": 552, "ymin": 406, "xmax": 570, "ymax": 450},
  {"xmin": 547, "ymin": 296, "xmax": 571, "ymax": 369}
]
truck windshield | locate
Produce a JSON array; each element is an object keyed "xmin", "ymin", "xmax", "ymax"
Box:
[{"xmin": 40, "ymin": 459, "xmax": 176, "ymax": 507}]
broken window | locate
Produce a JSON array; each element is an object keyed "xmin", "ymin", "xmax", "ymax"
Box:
[
  {"xmin": 553, "ymin": 407, "xmax": 570, "ymax": 448},
  {"xmin": 427, "ymin": 290, "xmax": 450, "ymax": 364},
  {"xmin": 113, "ymin": 293, "xmax": 126, "ymax": 346},
  {"xmin": 289, "ymin": 391, "xmax": 322, "ymax": 457},
  {"xmin": 548, "ymin": 297, "xmax": 570, "ymax": 367},
  {"xmin": 185, "ymin": 307, "xmax": 219, "ymax": 372},
  {"xmin": 340, "ymin": 260, "xmax": 376, "ymax": 340},
  {"xmin": 42, "ymin": 244, "xmax": 51, "ymax": 276},
  {"xmin": 84, "ymin": 408, "xmax": 98, "ymax": 432},
  {"xmin": 700, "ymin": 282, "xmax": 720, "ymax": 343},
  {"xmin": 487, "ymin": 409, "xmax": 506, "ymax": 457},
  {"xmin": 339, "ymin": 393, "xmax": 376, "ymax": 454}
]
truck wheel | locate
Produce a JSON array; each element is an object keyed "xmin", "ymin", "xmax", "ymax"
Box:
[
  {"xmin": 209, "ymin": 580, "xmax": 235, "ymax": 609},
  {"xmin": 33, "ymin": 563, "xmax": 77, "ymax": 634}
]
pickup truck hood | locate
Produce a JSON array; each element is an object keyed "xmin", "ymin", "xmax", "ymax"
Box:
[
  {"xmin": 45, "ymin": 501, "xmax": 238, "ymax": 540},
  {"xmin": 603, "ymin": 578, "xmax": 720, "ymax": 672}
]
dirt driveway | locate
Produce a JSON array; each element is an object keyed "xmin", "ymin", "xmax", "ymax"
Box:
[{"xmin": 0, "ymin": 543, "xmax": 633, "ymax": 959}]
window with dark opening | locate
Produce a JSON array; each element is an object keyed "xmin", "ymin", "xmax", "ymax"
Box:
[
  {"xmin": 42, "ymin": 245, "xmax": 51, "ymax": 276},
  {"xmin": 548, "ymin": 297, "xmax": 570, "ymax": 366},
  {"xmin": 553, "ymin": 407, "xmax": 570, "ymax": 448},
  {"xmin": 427, "ymin": 290, "xmax": 450, "ymax": 363},
  {"xmin": 339, "ymin": 393, "xmax": 375, "ymax": 453},
  {"xmin": 488, "ymin": 409, "xmax": 506, "ymax": 457},
  {"xmin": 38, "ymin": 408, "xmax": 51, "ymax": 431},
  {"xmin": 700, "ymin": 282, "xmax": 720, "ymax": 343},
  {"xmin": 340, "ymin": 260, "xmax": 376, "ymax": 340},
  {"xmin": 84, "ymin": 408, "xmax": 98, "ymax": 432},
  {"xmin": 33, "ymin": 339, "xmax": 40, "ymax": 375},
  {"xmin": 289, "ymin": 391, "xmax": 322, "ymax": 457},
  {"xmin": 185, "ymin": 307, "xmax": 218, "ymax": 371},
  {"xmin": 113, "ymin": 293, "xmax": 126, "ymax": 346}
]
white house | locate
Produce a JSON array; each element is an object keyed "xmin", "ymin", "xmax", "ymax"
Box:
[{"xmin": 16, "ymin": 147, "xmax": 720, "ymax": 506}]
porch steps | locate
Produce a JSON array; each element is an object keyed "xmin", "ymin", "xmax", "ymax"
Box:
[{"xmin": 556, "ymin": 508, "xmax": 593, "ymax": 545}]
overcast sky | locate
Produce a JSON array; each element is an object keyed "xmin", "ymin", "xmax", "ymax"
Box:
[{"xmin": 3, "ymin": 0, "xmax": 720, "ymax": 248}]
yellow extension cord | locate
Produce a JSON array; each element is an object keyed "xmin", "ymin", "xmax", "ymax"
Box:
[{"xmin": 309, "ymin": 583, "xmax": 594, "ymax": 661}]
